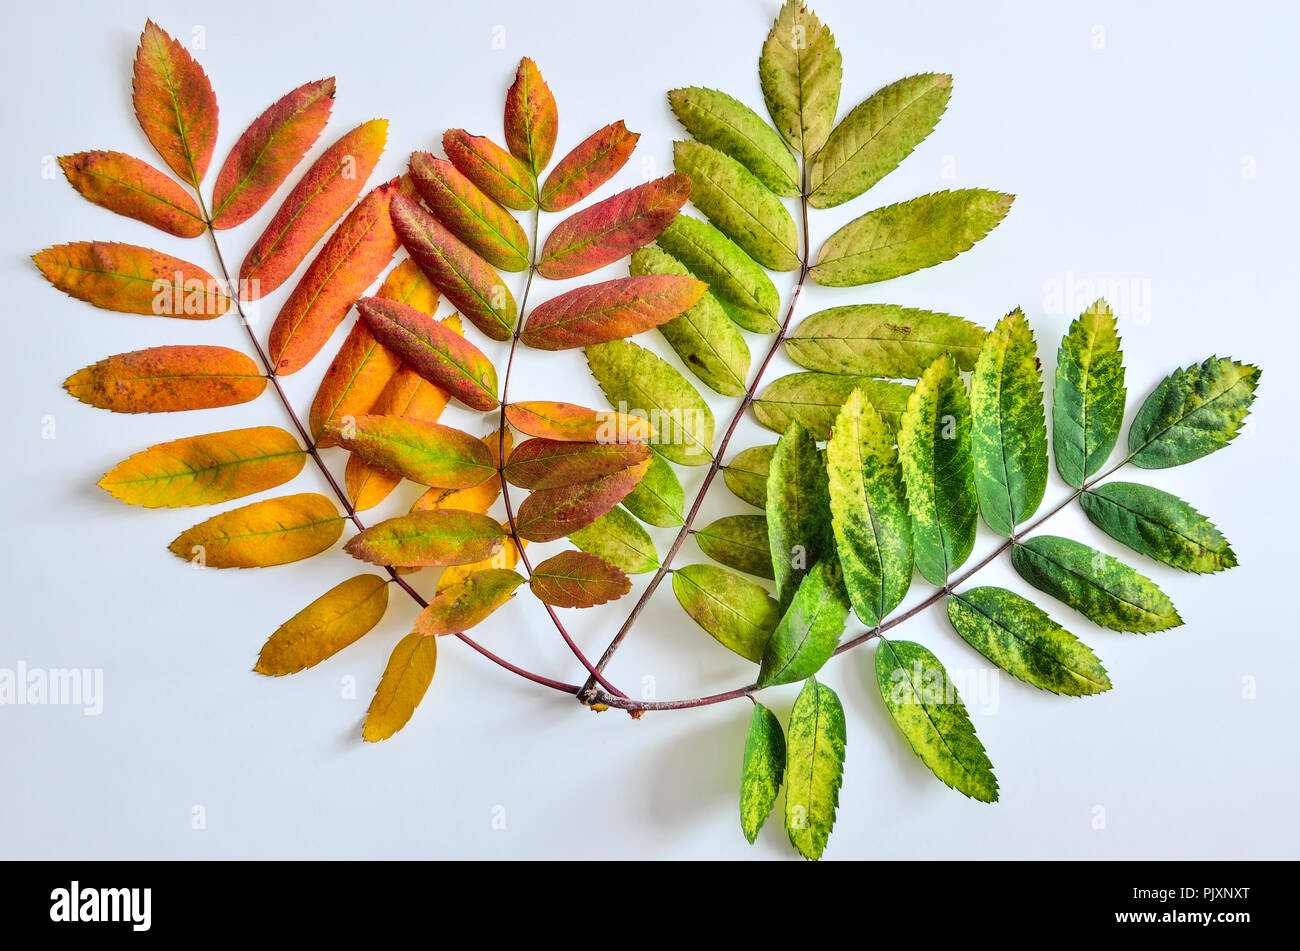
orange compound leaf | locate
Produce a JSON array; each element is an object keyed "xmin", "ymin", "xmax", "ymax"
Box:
[
  {"xmin": 504, "ymin": 438, "xmax": 651, "ymax": 490},
  {"xmin": 34, "ymin": 241, "xmax": 229, "ymax": 318},
  {"xmin": 515, "ymin": 459, "xmax": 650, "ymax": 542},
  {"xmin": 363, "ymin": 632, "xmax": 437, "ymax": 742},
  {"xmin": 536, "ymin": 173, "xmax": 691, "ymax": 279},
  {"xmin": 504, "ymin": 57, "xmax": 558, "ymax": 173},
  {"xmin": 540, "ymin": 121, "xmax": 640, "ymax": 212},
  {"xmin": 375, "ymin": 257, "xmax": 441, "ymax": 314},
  {"xmin": 269, "ymin": 178, "xmax": 405, "ymax": 374},
  {"xmin": 210, "ymin": 78, "xmax": 336, "ymax": 229},
  {"xmin": 98, "ymin": 426, "xmax": 305, "ymax": 508},
  {"xmin": 167, "ymin": 492, "xmax": 345, "ymax": 569},
  {"xmin": 58, "ymin": 151, "xmax": 205, "ymax": 238},
  {"xmin": 529, "ymin": 550, "xmax": 631, "ymax": 608},
  {"xmin": 255, "ymin": 574, "xmax": 390, "ymax": 676},
  {"xmin": 519, "ymin": 274, "xmax": 706, "ymax": 350},
  {"xmin": 344, "ymin": 509, "xmax": 507, "ymax": 568},
  {"xmin": 327, "ymin": 415, "xmax": 496, "ymax": 489},
  {"xmin": 409, "ymin": 152, "xmax": 529, "ymax": 272},
  {"xmin": 358, "ymin": 297, "xmax": 499, "ymax": 411},
  {"xmin": 390, "ymin": 193, "xmax": 517, "ymax": 341},
  {"xmin": 64, "ymin": 346, "xmax": 265, "ymax": 414},
  {"xmin": 443, "ymin": 129, "xmax": 536, "ymax": 211},
  {"xmin": 240, "ymin": 119, "xmax": 388, "ymax": 300},
  {"xmin": 435, "ymin": 528, "xmax": 524, "ymax": 592},
  {"xmin": 504, "ymin": 401, "xmax": 653, "ymax": 443},
  {"xmin": 413, "ymin": 569, "xmax": 524, "ymax": 636},
  {"xmin": 132, "ymin": 20, "xmax": 217, "ymax": 188},
  {"xmin": 308, "ymin": 322, "xmax": 402, "ymax": 447}
]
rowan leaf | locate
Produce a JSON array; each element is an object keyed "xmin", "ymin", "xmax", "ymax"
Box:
[
  {"xmin": 655, "ymin": 215, "xmax": 780, "ymax": 333},
  {"xmin": 373, "ymin": 256, "xmax": 441, "ymax": 314},
  {"xmin": 363, "ymin": 632, "xmax": 437, "ymax": 742},
  {"xmin": 1080, "ymin": 482, "xmax": 1237, "ymax": 574},
  {"xmin": 875, "ymin": 639, "xmax": 997, "ymax": 802},
  {"xmin": 568, "ymin": 507, "xmax": 659, "ymax": 575},
  {"xmin": 759, "ymin": 0, "xmax": 841, "ymax": 157},
  {"xmin": 755, "ymin": 372, "xmax": 912, "ymax": 440},
  {"xmin": 724, "ymin": 444, "xmax": 776, "ymax": 509},
  {"xmin": 785, "ymin": 304, "xmax": 985, "ymax": 377},
  {"xmin": 409, "ymin": 429, "xmax": 512, "ymax": 519},
  {"xmin": 436, "ymin": 530, "xmax": 525, "ymax": 592},
  {"xmin": 504, "ymin": 401, "xmax": 652, "ymax": 443},
  {"xmin": 1053, "ymin": 299, "xmax": 1126, "ymax": 487},
  {"xmin": 132, "ymin": 20, "xmax": 217, "ymax": 188},
  {"xmin": 522, "ymin": 275, "xmax": 705, "ymax": 350},
  {"xmin": 309, "ymin": 322, "xmax": 403, "ymax": 448},
  {"xmin": 167, "ymin": 493, "xmax": 344, "ymax": 568},
  {"xmin": 505, "ymin": 438, "xmax": 650, "ymax": 490},
  {"xmin": 739, "ymin": 703, "xmax": 785, "ymax": 844},
  {"xmin": 696, "ymin": 514, "xmax": 774, "ymax": 580},
  {"xmin": 59, "ymin": 151, "xmax": 204, "ymax": 237},
  {"xmin": 504, "ymin": 57, "xmax": 557, "ymax": 173},
  {"xmin": 946, "ymin": 586, "xmax": 1111, "ymax": 696},
  {"xmin": 210, "ymin": 77, "xmax": 336, "ymax": 229},
  {"xmin": 98, "ymin": 426, "xmax": 304, "ymax": 508},
  {"xmin": 758, "ymin": 561, "xmax": 848, "ymax": 687},
  {"xmin": 1127, "ymin": 357, "xmax": 1260, "ymax": 469},
  {"xmin": 515, "ymin": 460, "xmax": 651, "ymax": 542},
  {"xmin": 1011, "ymin": 535, "xmax": 1183, "ymax": 633},
  {"xmin": 540, "ymin": 120, "xmax": 639, "ymax": 212},
  {"xmin": 328, "ymin": 415, "xmax": 495, "ymax": 489},
  {"xmin": 621, "ymin": 451, "xmax": 684, "ymax": 527},
  {"xmin": 64, "ymin": 346, "xmax": 265, "ymax": 414},
  {"xmin": 344, "ymin": 509, "xmax": 507, "ymax": 568},
  {"xmin": 671, "ymin": 564, "xmax": 780, "ymax": 662},
  {"xmin": 255, "ymin": 574, "xmax": 389, "ymax": 676},
  {"xmin": 409, "ymin": 152, "xmax": 529, "ymax": 271},
  {"xmin": 413, "ymin": 569, "xmax": 524, "ymax": 634},
  {"xmin": 810, "ymin": 189, "xmax": 1013, "ymax": 287},
  {"xmin": 443, "ymin": 129, "xmax": 536, "ymax": 211},
  {"xmin": 784, "ymin": 678, "xmax": 846, "ymax": 862},
  {"xmin": 34, "ymin": 241, "xmax": 228, "ymax": 318},
  {"xmin": 767, "ymin": 422, "xmax": 834, "ymax": 606},
  {"xmin": 669, "ymin": 87, "xmax": 799, "ymax": 197},
  {"xmin": 809, "ymin": 73, "xmax": 952, "ymax": 208},
  {"xmin": 529, "ymin": 551, "xmax": 630, "ymax": 608}
]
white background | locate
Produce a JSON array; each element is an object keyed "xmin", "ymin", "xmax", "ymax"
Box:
[{"xmin": 2, "ymin": 0, "xmax": 1297, "ymax": 860}]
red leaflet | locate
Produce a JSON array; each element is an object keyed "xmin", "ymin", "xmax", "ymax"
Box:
[
  {"xmin": 268, "ymin": 178, "xmax": 404, "ymax": 374},
  {"xmin": 504, "ymin": 439, "xmax": 651, "ymax": 490},
  {"xmin": 59, "ymin": 151, "xmax": 205, "ymax": 238},
  {"xmin": 515, "ymin": 461, "xmax": 650, "ymax": 542},
  {"xmin": 132, "ymin": 20, "xmax": 217, "ymax": 188},
  {"xmin": 528, "ymin": 551, "xmax": 631, "ymax": 608},
  {"xmin": 540, "ymin": 121, "xmax": 640, "ymax": 212},
  {"xmin": 409, "ymin": 152, "xmax": 529, "ymax": 272},
  {"xmin": 240, "ymin": 119, "xmax": 388, "ymax": 300},
  {"xmin": 504, "ymin": 58, "xmax": 558, "ymax": 173},
  {"xmin": 210, "ymin": 77, "xmax": 336, "ymax": 229},
  {"xmin": 520, "ymin": 274, "xmax": 706, "ymax": 350},
  {"xmin": 443, "ymin": 129, "xmax": 536, "ymax": 211},
  {"xmin": 64, "ymin": 346, "xmax": 265, "ymax": 414},
  {"xmin": 537, "ymin": 173, "xmax": 690, "ymax": 279}
]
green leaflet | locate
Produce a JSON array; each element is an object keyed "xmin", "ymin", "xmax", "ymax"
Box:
[
  {"xmin": 875, "ymin": 639, "xmax": 998, "ymax": 802},
  {"xmin": 760, "ymin": 0, "xmax": 842, "ymax": 157},
  {"xmin": 810, "ymin": 189, "xmax": 1013, "ymax": 287},
  {"xmin": 767, "ymin": 423, "xmax": 834, "ymax": 606},
  {"xmin": 621, "ymin": 450, "xmax": 685, "ymax": 527},
  {"xmin": 672, "ymin": 563, "xmax": 781, "ymax": 663},
  {"xmin": 809, "ymin": 72, "xmax": 952, "ymax": 209},
  {"xmin": 785, "ymin": 303, "xmax": 985, "ymax": 377},
  {"xmin": 631, "ymin": 247, "xmax": 749, "ymax": 397},
  {"xmin": 970, "ymin": 309, "xmax": 1048, "ymax": 536},
  {"xmin": 784, "ymin": 678, "xmax": 846, "ymax": 861},
  {"xmin": 1011, "ymin": 535, "xmax": 1182, "ymax": 633},
  {"xmin": 673, "ymin": 140, "xmax": 800, "ymax": 271},
  {"xmin": 655, "ymin": 215, "xmax": 780, "ymax": 333},
  {"xmin": 668, "ymin": 87, "xmax": 799, "ymax": 197},
  {"xmin": 947, "ymin": 586, "xmax": 1112, "ymax": 696},
  {"xmin": 1127, "ymin": 357, "xmax": 1260, "ymax": 469},
  {"xmin": 696, "ymin": 514, "xmax": 774, "ymax": 580},
  {"xmin": 897, "ymin": 356, "xmax": 977, "ymax": 584},
  {"xmin": 568, "ymin": 506, "xmax": 659, "ymax": 575},
  {"xmin": 755, "ymin": 373, "xmax": 912, "ymax": 440},
  {"xmin": 725, "ymin": 444, "xmax": 776, "ymax": 509},
  {"xmin": 1080, "ymin": 482, "xmax": 1237, "ymax": 574},
  {"xmin": 758, "ymin": 561, "xmax": 849, "ymax": 686},
  {"xmin": 740, "ymin": 703, "xmax": 786, "ymax": 844},
  {"xmin": 1053, "ymin": 300, "xmax": 1125, "ymax": 488},
  {"xmin": 585, "ymin": 339, "xmax": 715, "ymax": 466},
  {"xmin": 826, "ymin": 388, "xmax": 912, "ymax": 626}
]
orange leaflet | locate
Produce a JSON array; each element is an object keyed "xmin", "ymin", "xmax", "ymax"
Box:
[
  {"xmin": 364, "ymin": 632, "xmax": 437, "ymax": 742},
  {"xmin": 409, "ymin": 152, "xmax": 529, "ymax": 271},
  {"xmin": 255, "ymin": 574, "xmax": 389, "ymax": 676},
  {"xmin": 240, "ymin": 119, "xmax": 388, "ymax": 300},
  {"xmin": 504, "ymin": 57, "xmax": 557, "ymax": 173},
  {"xmin": 374, "ymin": 257, "xmax": 441, "ymax": 314},
  {"xmin": 410, "ymin": 428, "xmax": 511, "ymax": 518},
  {"xmin": 59, "ymin": 151, "xmax": 205, "ymax": 238},
  {"xmin": 64, "ymin": 345, "xmax": 265, "ymax": 414},
  {"xmin": 529, "ymin": 550, "xmax": 631, "ymax": 608},
  {"xmin": 269, "ymin": 178, "xmax": 405, "ymax": 374},
  {"xmin": 443, "ymin": 129, "xmax": 536, "ymax": 211},
  {"xmin": 168, "ymin": 493, "xmax": 344, "ymax": 569},
  {"xmin": 327, "ymin": 415, "xmax": 496, "ymax": 489},
  {"xmin": 132, "ymin": 20, "xmax": 217, "ymax": 188},
  {"xmin": 515, "ymin": 459, "xmax": 651, "ymax": 542},
  {"xmin": 390, "ymin": 193, "xmax": 517, "ymax": 341},
  {"xmin": 504, "ymin": 401, "xmax": 653, "ymax": 442},
  {"xmin": 412, "ymin": 569, "xmax": 524, "ymax": 635},
  {"xmin": 344, "ymin": 509, "xmax": 507, "ymax": 567},
  {"xmin": 33, "ymin": 241, "xmax": 229, "ymax": 318},
  {"xmin": 540, "ymin": 121, "xmax": 639, "ymax": 212},
  {"xmin": 536, "ymin": 173, "xmax": 691, "ymax": 279},
  {"xmin": 308, "ymin": 322, "xmax": 402, "ymax": 447},
  {"xmin": 520, "ymin": 274, "xmax": 707, "ymax": 350},
  {"xmin": 358, "ymin": 297, "xmax": 499, "ymax": 411},
  {"xmin": 210, "ymin": 78, "xmax": 336, "ymax": 229},
  {"xmin": 504, "ymin": 438, "xmax": 651, "ymax": 490}
]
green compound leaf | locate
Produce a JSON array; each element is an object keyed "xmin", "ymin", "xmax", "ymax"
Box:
[
  {"xmin": 1011, "ymin": 535, "xmax": 1183, "ymax": 633},
  {"xmin": 970, "ymin": 308, "xmax": 1048, "ymax": 536},
  {"xmin": 621, "ymin": 450, "xmax": 685, "ymax": 527},
  {"xmin": 673, "ymin": 140, "xmax": 799, "ymax": 271},
  {"xmin": 767, "ymin": 423, "xmax": 834, "ymax": 607},
  {"xmin": 1127, "ymin": 357, "xmax": 1260, "ymax": 469},
  {"xmin": 758, "ymin": 561, "xmax": 848, "ymax": 687},
  {"xmin": 568, "ymin": 506, "xmax": 659, "ymax": 575},
  {"xmin": 946, "ymin": 586, "xmax": 1111, "ymax": 696},
  {"xmin": 875, "ymin": 639, "xmax": 998, "ymax": 802},
  {"xmin": 655, "ymin": 215, "xmax": 780, "ymax": 333},
  {"xmin": 810, "ymin": 189, "xmax": 1013, "ymax": 287},
  {"xmin": 826, "ymin": 388, "xmax": 912, "ymax": 626},
  {"xmin": 755, "ymin": 373, "xmax": 912, "ymax": 440},
  {"xmin": 897, "ymin": 355, "xmax": 977, "ymax": 584},
  {"xmin": 695, "ymin": 514, "xmax": 774, "ymax": 580},
  {"xmin": 760, "ymin": 0, "xmax": 842, "ymax": 157},
  {"xmin": 784, "ymin": 678, "xmax": 846, "ymax": 861},
  {"xmin": 1080, "ymin": 482, "xmax": 1237, "ymax": 574},
  {"xmin": 810, "ymin": 72, "xmax": 952, "ymax": 209},
  {"xmin": 668, "ymin": 87, "xmax": 799, "ymax": 197},
  {"xmin": 672, "ymin": 563, "xmax": 781, "ymax": 663},
  {"xmin": 786, "ymin": 304, "xmax": 985, "ymax": 377},
  {"xmin": 1053, "ymin": 299, "xmax": 1126, "ymax": 488},
  {"xmin": 724, "ymin": 444, "xmax": 776, "ymax": 509},
  {"xmin": 740, "ymin": 703, "xmax": 786, "ymax": 844}
]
